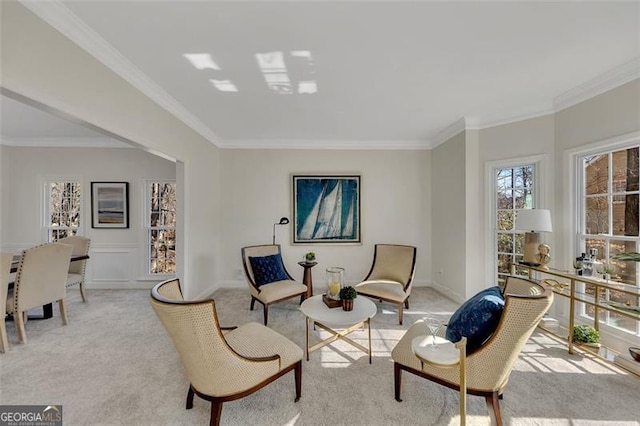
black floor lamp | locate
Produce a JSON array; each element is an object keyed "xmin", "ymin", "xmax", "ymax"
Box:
[{"xmin": 272, "ymin": 217, "xmax": 290, "ymax": 245}]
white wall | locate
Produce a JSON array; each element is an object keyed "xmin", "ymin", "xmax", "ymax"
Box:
[
  {"xmin": 477, "ymin": 114, "xmax": 556, "ymax": 285},
  {"xmin": 0, "ymin": 145, "xmax": 176, "ymax": 289},
  {"xmin": 431, "ymin": 132, "xmax": 467, "ymax": 302},
  {"xmin": 219, "ymin": 149, "xmax": 432, "ymax": 293},
  {"xmin": 1, "ymin": 2, "xmax": 220, "ymax": 298}
]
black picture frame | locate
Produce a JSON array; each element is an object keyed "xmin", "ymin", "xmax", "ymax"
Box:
[
  {"xmin": 91, "ymin": 182, "xmax": 129, "ymax": 229},
  {"xmin": 292, "ymin": 174, "xmax": 361, "ymax": 244}
]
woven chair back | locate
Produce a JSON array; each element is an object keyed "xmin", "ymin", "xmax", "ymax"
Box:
[{"xmin": 150, "ymin": 279, "xmax": 279, "ymax": 397}]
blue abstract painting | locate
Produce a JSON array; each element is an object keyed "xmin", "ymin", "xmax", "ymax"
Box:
[{"xmin": 292, "ymin": 175, "xmax": 360, "ymax": 244}]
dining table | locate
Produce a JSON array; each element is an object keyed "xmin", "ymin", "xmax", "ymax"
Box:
[{"xmin": 7, "ymin": 253, "xmax": 90, "ymax": 320}]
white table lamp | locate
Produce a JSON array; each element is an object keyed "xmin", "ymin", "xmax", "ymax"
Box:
[{"xmin": 515, "ymin": 209, "xmax": 553, "ymax": 267}]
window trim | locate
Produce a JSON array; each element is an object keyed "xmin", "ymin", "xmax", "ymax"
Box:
[
  {"xmin": 565, "ymin": 131, "xmax": 640, "ymax": 270},
  {"xmin": 566, "ymin": 131, "xmax": 640, "ymax": 340},
  {"xmin": 484, "ymin": 154, "xmax": 548, "ymax": 286},
  {"xmin": 141, "ymin": 178, "xmax": 176, "ymax": 279},
  {"xmin": 42, "ymin": 176, "xmax": 83, "ymax": 242}
]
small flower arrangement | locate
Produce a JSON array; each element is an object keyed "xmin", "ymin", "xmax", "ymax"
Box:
[{"xmin": 304, "ymin": 252, "xmax": 316, "ymax": 262}]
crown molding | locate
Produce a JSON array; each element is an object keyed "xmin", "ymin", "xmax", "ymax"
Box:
[
  {"xmin": 472, "ymin": 103, "xmax": 555, "ymax": 130},
  {"xmin": 0, "ymin": 137, "xmax": 133, "ymax": 148},
  {"xmin": 218, "ymin": 138, "xmax": 431, "ymax": 150},
  {"xmin": 19, "ymin": 0, "xmax": 221, "ymax": 147},
  {"xmin": 428, "ymin": 118, "xmax": 467, "ymax": 148},
  {"xmin": 16, "ymin": 1, "xmax": 640, "ymax": 152},
  {"xmin": 554, "ymin": 57, "xmax": 640, "ymax": 112}
]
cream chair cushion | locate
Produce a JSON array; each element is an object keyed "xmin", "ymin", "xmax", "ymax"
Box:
[{"xmin": 355, "ymin": 244, "xmax": 417, "ymax": 324}]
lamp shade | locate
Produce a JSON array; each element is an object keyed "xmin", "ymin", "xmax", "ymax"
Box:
[{"xmin": 515, "ymin": 209, "xmax": 553, "ymax": 233}]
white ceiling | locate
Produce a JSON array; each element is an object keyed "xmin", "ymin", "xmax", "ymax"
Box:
[{"xmin": 3, "ymin": 1, "xmax": 640, "ymax": 149}]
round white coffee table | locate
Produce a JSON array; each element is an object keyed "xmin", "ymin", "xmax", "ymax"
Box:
[{"xmin": 300, "ymin": 294, "xmax": 377, "ymax": 363}]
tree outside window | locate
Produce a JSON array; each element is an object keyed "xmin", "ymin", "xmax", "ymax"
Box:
[
  {"xmin": 495, "ymin": 165, "xmax": 535, "ymax": 284},
  {"xmin": 46, "ymin": 181, "xmax": 81, "ymax": 241},
  {"xmin": 147, "ymin": 181, "xmax": 176, "ymax": 274}
]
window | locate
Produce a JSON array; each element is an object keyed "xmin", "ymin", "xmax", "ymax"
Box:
[
  {"xmin": 145, "ymin": 181, "xmax": 176, "ymax": 275},
  {"xmin": 578, "ymin": 145, "xmax": 639, "ymax": 334},
  {"xmin": 45, "ymin": 180, "xmax": 81, "ymax": 242},
  {"xmin": 494, "ymin": 164, "xmax": 537, "ymax": 284}
]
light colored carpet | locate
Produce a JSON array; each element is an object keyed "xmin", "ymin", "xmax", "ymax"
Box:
[{"xmin": 0, "ymin": 286, "xmax": 639, "ymax": 425}]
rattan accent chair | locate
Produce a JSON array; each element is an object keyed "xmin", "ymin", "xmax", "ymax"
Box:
[
  {"xmin": 391, "ymin": 276, "xmax": 553, "ymax": 425},
  {"xmin": 0, "ymin": 252, "xmax": 13, "ymax": 353},
  {"xmin": 57, "ymin": 235, "xmax": 91, "ymax": 302},
  {"xmin": 241, "ymin": 244, "xmax": 307, "ymax": 325},
  {"xmin": 355, "ymin": 244, "xmax": 417, "ymax": 325},
  {"xmin": 6, "ymin": 243, "xmax": 73, "ymax": 344},
  {"xmin": 150, "ymin": 278, "xmax": 303, "ymax": 426}
]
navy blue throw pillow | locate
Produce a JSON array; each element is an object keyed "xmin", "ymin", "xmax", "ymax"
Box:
[
  {"xmin": 445, "ymin": 286, "xmax": 505, "ymax": 355},
  {"xmin": 249, "ymin": 254, "xmax": 289, "ymax": 286}
]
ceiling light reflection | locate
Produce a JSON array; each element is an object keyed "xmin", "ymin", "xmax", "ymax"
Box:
[
  {"xmin": 184, "ymin": 53, "xmax": 221, "ymax": 71},
  {"xmin": 298, "ymin": 81, "xmax": 317, "ymax": 94},
  {"xmin": 209, "ymin": 79, "xmax": 238, "ymax": 92},
  {"xmin": 256, "ymin": 50, "xmax": 317, "ymax": 95}
]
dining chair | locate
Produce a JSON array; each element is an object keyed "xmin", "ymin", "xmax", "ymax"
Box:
[
  {"xmin": 6, "ymin": 242, "xmax": 73, "ymax": 344},
  {"xmin": 150, "ymin": 278, "xmax": 303, "ymax": 426},
  {"xmin": 355, "ymin": 244, "xmax": 417, "ymax": 325},
  {"xmin": 57, "ymin": 235, "xmax": 91, "ymax": 302},
  {"xmin": 241, "ymin": 244, "xmax": 308, "ymax": 325},
  {"xmin": 0, "ymin": 252, "xmax": 13, "ymax": 353}
]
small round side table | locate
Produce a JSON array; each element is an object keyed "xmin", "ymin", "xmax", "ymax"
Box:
[
  {"xmin": 412, "ymin": 335, "xmax": 467, "ymax": 425},
  {"xmin": 298, "ymin": 261, "xmax": 317, "ymax": 298}
]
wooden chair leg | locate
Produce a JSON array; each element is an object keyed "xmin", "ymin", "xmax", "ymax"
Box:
[
  {"xmin": 186, "ymin": 385, "xmax": 194, "ymax": 409},
  {"xmin": 398, "ymin": 304, "xmax": 404, "ymax": 325},
  {"xmin": 263, "ymin": 304, "xmax": 268, "ymax": 326},
  {"xmin": 0, "ymin": 319, "xmax": 9, "ymax": 353},
  {"xmin": 16, "ymin": 310, "xmax": 27, "ymax": 344},
  {"xmin": 79, "ymin": 282, "xmax": 88, "ymax": 302},
  {"xmin": 394, "ymin": 363, "xmax": 403, "ymax": 402},
  {"xmin": 404, "ymin": 298, "xmax": 410, "ymax": 309},
  {"xmin": 59, "ymin": 299, "xmax": 69, "ymax": 325},
  {"xmin": 294, "ymin": 361, "xmax": 302, "ymax": 402},
  {"xmin": 250, "ymin": 297, "xmax": 256, "ymax": 311},
  {"xmin": 209, "ymin": 401, "xmax": 223, "ymax": 426},
  {"xmin": 485, "ymin": 392, "xmax": 503, "ymax": 426}
]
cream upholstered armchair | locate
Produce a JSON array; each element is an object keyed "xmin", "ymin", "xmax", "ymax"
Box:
[
  {"xmin": 355, "ymin": 244, "xmax": 417, "ymax": 325},
  {"xmin": 57, "ymin": 235, "xmax": 91, "ymax": 302},
  {"xmin": 150, "ymin": 278, "xmax": 303, "ymax": 426},
  {"xmin": 1, "ymin": 252, "xmax": 13, "ymax": 353},
  {"xmin": 391, "ymin": 276, "xmax": 553, "ymax": 425},
  {"xmin": 241, "ymin": 244, "xmax": 307, "ymax": 325},
  {"xmin": 6, "ymin": 243, "xmax": 73, "ymax": 344}
]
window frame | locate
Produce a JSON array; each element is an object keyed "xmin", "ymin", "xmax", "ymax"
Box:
[
  {"xmin": 42, "ymin": 177, "xmax": 83, "ymax": 242},
  {"xmin": 485, "ymin": 155, "xmax": 547, "ymax": 286},
  {"xmin": 574, "ymin": 138, "xmax": 639, "ymax": 336},
  {"xmin": 142, "ymin": 179, "xmax": 177, "ymax": 278}
]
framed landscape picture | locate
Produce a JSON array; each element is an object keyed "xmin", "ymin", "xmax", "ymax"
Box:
[
  {"xmin": 91, "ymin": 182, "xmax": 129, "ymax": 228},
  {"xmin": 292, "ymin": 174, "xmax": 361, "ymax": 244}
]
